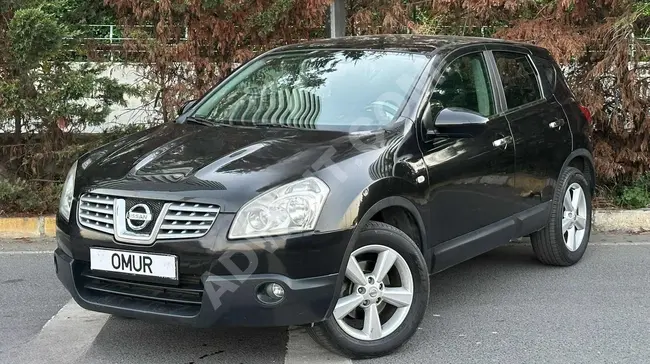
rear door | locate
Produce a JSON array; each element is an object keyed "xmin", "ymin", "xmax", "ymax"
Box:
[{"xmin": 486, "ymin": 48, "xmax": 572, "ymax": 211}]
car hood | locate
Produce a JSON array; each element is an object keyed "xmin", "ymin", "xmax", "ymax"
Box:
[{"xmin": 76, "ymin": 122, "xmax": 399, "ymax": 212}]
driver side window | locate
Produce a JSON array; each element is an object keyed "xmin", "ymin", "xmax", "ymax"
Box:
[{"xmin": 431, "ymin": 53, "xmax": 495, "ymax": 117}]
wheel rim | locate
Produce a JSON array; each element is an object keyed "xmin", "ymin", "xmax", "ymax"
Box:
[
  {"xmin": 562, "ymin": 183, "xmax": 588, "ymax": 252},
  {"xmin": 334, "ymin": 244, "xmax": 414, "ymax": 341}
]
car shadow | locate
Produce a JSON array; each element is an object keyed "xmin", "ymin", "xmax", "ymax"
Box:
[
  {"xmin": 427, "ymin": 242, "xmax": 582, "ymax": 313},
  {"xmin": 80, "ymin": 317, "xmax": 287, "ymax": 364},
  {"xmin": 361, "ymin": 242, "xmax": 600, "ymax": 362}
]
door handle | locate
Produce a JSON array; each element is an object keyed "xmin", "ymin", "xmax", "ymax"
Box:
[
  {"xmin": 492, "ymin": 136, "xmax": 513, "ymax": 149},
  {"xmin": 549, "ymin": 119, "xmax": 566, "ymax": 130}
]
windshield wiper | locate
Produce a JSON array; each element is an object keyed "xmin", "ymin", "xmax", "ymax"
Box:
[
  {"xmin": 184, "ymin": 116, "xmax": 216, "ymax": 126},
  {"xmin": 251, "ymin": 123, "xmax": 303, "ymax": 129},
  {"xmin": 185, "ymin": 117, "xmax": 304, "ymax": 129}
]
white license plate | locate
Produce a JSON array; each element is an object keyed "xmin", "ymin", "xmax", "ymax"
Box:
[{"xmin": 90, "ymin": 248, "xmax": 178, "ymax": 280}]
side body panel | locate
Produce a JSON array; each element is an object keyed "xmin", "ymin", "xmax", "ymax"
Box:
[
  {"xmin": 417, "ymin": 45, "xmax": 519, "ymax": 246},
  {"xmin": 484, "ymin": 45, "xmax": 573, "ymax": 212}
]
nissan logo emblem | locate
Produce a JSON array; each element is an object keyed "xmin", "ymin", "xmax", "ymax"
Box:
[{"xmin": 126, "ymin": 204, "xmax": 152, "ymax": 231}]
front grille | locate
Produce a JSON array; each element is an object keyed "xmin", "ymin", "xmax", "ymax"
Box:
[
  {"xmin": 157, "ymin": 202, "xmax": 219, "ymax": 239},
  {"xmin": 77, "ymin": 193, "xmax": 219, "ymax": 241},
  {"xmin": 78, "ymin": 194, "xmax": 116, "ymax": 234}
]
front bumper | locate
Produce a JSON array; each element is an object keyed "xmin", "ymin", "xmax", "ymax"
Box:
[{"xmin": 55, "ymin": 216, "xmax": 352, "ymax": 327}]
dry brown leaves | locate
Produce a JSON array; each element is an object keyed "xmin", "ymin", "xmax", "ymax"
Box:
[{"xmin": 105, "ymin": 0, "xmax": 331, "ymax": 122}]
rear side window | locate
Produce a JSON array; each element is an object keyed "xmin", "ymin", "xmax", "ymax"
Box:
[{"xmin": 493, "ymin": 52, "xmax": 541, "ymax": 109}]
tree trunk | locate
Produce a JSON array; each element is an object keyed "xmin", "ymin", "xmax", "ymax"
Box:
[{"xmin": 13, "ymin": 110, "xmax": 21, "ymax": 141}]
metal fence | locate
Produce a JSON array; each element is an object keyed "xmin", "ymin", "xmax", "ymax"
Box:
[
  {"xmin": 69, "ymin": 24, "xmax": 650, "ymax": 62},
  {"xmin": 67, "ymin": 25, "xmax": 189, "ymax": 61}
]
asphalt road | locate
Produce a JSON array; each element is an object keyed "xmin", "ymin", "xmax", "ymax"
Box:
[
  {"xmin": 1, "ymin": 234, "xmax": 650, "ymax": 363},
  {"xmin": 0, "ymin": 250, "xmax": 70, "ymax": 357}
]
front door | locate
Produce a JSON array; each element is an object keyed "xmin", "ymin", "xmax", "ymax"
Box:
[
  {"xmin": 489, "ymin": 50, "xmax": 573, "ymax": 210},
  {"xmin": 419, "ymin": 51, "xmax": 520, "ymax": 246}
]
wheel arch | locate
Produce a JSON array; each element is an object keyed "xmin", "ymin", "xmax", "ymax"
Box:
[
  {"xmin": 561, "ymin": 149, "xmax": 596, "ymax": 195},
  {"xmin": 324, "ymin": 195, "xmax": 428, "ymax": 318},
  {"xmin": 362, "ymin": 197, "xmax": 427, "ymax": 251}
]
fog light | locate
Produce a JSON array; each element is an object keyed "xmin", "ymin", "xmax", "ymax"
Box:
[
  {"xmin": 267, "ymin": 283, "xmax": 285, "ymax": 299},
  {"xmin": 257, "ymin": 282, "xmax": 286, "ymax": 305}
]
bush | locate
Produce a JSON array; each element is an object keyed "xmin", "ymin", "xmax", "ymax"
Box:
[
  {"xmin": 0, "ymin": 179, "xmax": 61, "ymax": 216},
  {"xmin": 616, "ymin": 174, "xmax": 650, "ymax": 209},
  {"xmin": 0, "ymin": 127, "xmax": 145, "ymax": 216}
]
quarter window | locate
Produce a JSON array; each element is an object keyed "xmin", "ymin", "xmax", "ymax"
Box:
[
  {"xmin": 532, "ymin": 56, "xmax": 556, "ymax": 96},
  {"xmin": 430, "ymin": 53, "xmax": 494, "ymax": 117},
  {"xmin": 493, "ymin": 52, "xmax": 541, "ymax": 109}
]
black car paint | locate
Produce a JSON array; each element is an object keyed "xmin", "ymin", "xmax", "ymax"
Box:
[{"xmin": 55, "ymin": 35, "xmax": 594, "ymax": 327}]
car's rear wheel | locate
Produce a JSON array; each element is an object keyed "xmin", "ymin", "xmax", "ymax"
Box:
[
  {"xmin": 307, "ymin": 221, "xmax": 429, "ymax": 359},
  {"xmin": 531, "ymin": 167, "xmax": 592, "ymax": 266}
]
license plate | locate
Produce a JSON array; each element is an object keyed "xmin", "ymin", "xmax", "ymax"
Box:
[{"xmin": 90, "ymin": 248, "xmax": 178, "ymax": 280}]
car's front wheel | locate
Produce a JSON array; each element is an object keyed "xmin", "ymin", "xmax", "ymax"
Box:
[{"xmin": 307, "ymin": 221, "xmax": 429, "ymax": 359}]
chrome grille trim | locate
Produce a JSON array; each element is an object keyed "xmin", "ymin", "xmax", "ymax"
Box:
[
  {"xmin": 78, "ymin": 194, "xmax": 218, "ymax": 241},
  {"xmin": 157, "ymin": 203, "xmax": 219, "ymax": 240},
  {"xmin": 78, "ymin": 194, "xmax": 116, "ymax": 234}
]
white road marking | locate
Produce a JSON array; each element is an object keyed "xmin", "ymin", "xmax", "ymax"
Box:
[
  {"xmin": 591, "ymin": 242, "xmax": 650, "ymax": 245},
  {"xmin": 0, "ymin": 250, "xmax": 52, "ymax": 255},
  {"xmin": 11, "ymin": 299, "xmax": 110, "ymax": 364},
  {"xmin": 284, "ymin": 326, "xmax": 352, "ymax": 364}
]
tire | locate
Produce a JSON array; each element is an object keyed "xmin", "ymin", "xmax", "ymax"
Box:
[
  {"xmin": 531, "ymin": 167, "xmax": 592, "ymax": 266},
  {"xmin": 307, "ymin": 221, "xmax": 429, "ymax": 359}
]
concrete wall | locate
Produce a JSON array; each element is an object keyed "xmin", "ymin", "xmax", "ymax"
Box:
[{"xmin": 89, "ymin": 63, "xmax": 158, "ymax": 133}]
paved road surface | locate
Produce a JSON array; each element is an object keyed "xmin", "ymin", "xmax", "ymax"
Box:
[{"xmin": 1, "ymin": 233, "xmax": 649, "ymax": 363}]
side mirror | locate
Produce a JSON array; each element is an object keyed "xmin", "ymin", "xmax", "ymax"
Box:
[
  {"xmin": 178, "ymin": 99, "xmax": 198, "ymax": 116},
  {"xmin": 425, "ymin": 106, "xmax": 489, "ymax": 138}
]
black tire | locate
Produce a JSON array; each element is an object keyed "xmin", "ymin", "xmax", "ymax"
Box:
[
  {"xmin": 307, "ymin": 221, "xmax": 429, "ymax": 359},
  {"xmin": 531, "ymin": 167, "xmax": 592, "ymax": 266}
]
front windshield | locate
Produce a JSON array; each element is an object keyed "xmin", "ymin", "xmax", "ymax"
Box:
[{"xmin": 192, "ymin": 50, "xmax": 429, "ymax": 131}]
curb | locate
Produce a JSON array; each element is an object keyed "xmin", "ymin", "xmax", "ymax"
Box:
[
  {"xmin": 0, "ymin": 210, "xmax": 648, "ymax": 239},
  {"xmin": 0, "ymin": 216, "xmax": 56, "ymax": 238},
  {"xmin": 593, "ymin": 209, "xmax": 650, "ymax": 233}
]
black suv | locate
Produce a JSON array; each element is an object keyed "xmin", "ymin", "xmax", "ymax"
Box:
[{"xmin": 54, "ymin": 35, "xmax": 594, "ymax": 359}]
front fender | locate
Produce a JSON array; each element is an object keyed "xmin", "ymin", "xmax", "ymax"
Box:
[
  {"xmin": 316, "ymin": 177, "xmax": 429, "ymax": 319},
  {"xmin": 316, "ymin": 177, "xmax": 426, "ymax": 237}
]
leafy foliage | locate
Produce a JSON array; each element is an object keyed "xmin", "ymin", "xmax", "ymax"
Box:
[
  {"xmin": 616, "ymin": 173, "xmax": 650, "ymax": 208},
  {"xmin": 0, "ymin": 1, "xmax": 135, "ymax": 216},
  {"xmin": 9, "ymin": 9, "xmax": 65, "ymax": 66},
  {"xmin": 41, "ymin": 0, "xmax": 116, "ymax": 26},
  {"xmin": 105, "ymin": 0, "xmax": 332, "ymax": 123},
  {"xmin": 2, "ymin": 0, "xmax": 650, "ymax": 215},
  {"xmin": 1, "ymin": 5, "xmax": 136, "ymax": 136},
  {"xmin": 0, "ymin": 178, "xmax": 61, "ymax": 216}
]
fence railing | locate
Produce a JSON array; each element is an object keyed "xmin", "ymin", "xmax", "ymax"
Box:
[
  {"xmin": 67, "ymin": 24, "xmax": 650, "ymax": 62},
  {"xmin": 67, "ymin": 25, "xmax": 190, "ymax": 61}
]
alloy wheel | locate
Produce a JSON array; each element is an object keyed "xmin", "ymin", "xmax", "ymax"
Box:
[
  {"xmin": 561, "ymin": 183, "xmax": 588, "ymax": 252},
  {"xmin": 334, "ymin": 245, "xmax": 414, "ymax": 341}
]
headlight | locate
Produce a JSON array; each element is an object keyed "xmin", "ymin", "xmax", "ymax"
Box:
[
  {"xmin": 58, "ymin": 161, "xmax": 77, "ymax": 221},
  {"xmin": 228, "ymin": 177, "xmax": 329, "ymax": 239}
]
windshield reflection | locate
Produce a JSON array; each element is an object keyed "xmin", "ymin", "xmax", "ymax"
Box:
[{"xmin": 193, "ymin": 50, "xmax": 429, "ymax": 131}]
